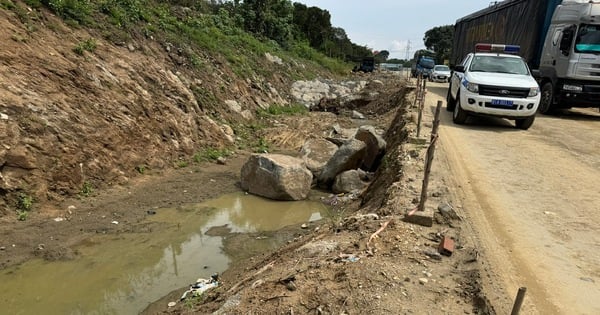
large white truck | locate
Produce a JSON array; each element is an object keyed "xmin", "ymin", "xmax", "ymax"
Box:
[{"xmin": 452, "ymin": 0, "xmax": 600, "ymax": 114}]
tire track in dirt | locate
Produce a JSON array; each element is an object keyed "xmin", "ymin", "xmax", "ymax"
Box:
[{"xmin": 425, "ymin": 83, "xmax": 600, "ymax": 315}]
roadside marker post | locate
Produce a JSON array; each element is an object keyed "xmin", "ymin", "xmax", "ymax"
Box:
[
  {"xmin": 510, "ymin": 287, "xmax": 527, "ymax": 315},
  {"xmin": 416, "ymin": 76, "xmax": 427, "ymax": 138},
  {"xmin": 417, "ymin": 100, "xmax": 442, "ymax": 213}
]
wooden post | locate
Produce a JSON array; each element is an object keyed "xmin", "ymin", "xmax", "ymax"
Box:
[
  {"xmin": 510, "ymin": 287, "xmax": 527, "ymax": 315},
  {"xmin": 413, "ymin": 73, "xmax": 422, "ymax": 108},
  {"xmin": 418, "ymin": 100, "xmax": 443, "ymax": 212},
  {"xmin": 416, "ymin": 77, "xmax": 427, "ymax": 138}
]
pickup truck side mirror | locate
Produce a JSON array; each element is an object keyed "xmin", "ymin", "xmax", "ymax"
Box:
[
  {"xmin": 454, "ymin": 65, "xmax": 465, "ymax": 72},
  {"xmin": 560, "ymin": 25, "xmax": 576, "ymax": 56},
  {"xmin": 530, "ymin": 69, "xmax": 541, "ymax": 78}
]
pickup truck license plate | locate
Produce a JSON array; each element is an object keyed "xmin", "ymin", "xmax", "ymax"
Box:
[{"xmin": 491, "ymin": 99, "xmax": 513, "ymax": 106}]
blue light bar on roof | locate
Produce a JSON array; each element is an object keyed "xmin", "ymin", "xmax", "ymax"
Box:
[{"xmin": 475, "ymin": 43, "xmax": 520, "ymax": 54}]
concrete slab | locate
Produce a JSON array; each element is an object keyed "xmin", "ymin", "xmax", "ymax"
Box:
[
  {"xmin": 408, "ymin": 137, "xmax": 427, "ymax": 145},
  {"xmin": 403, "ymin": 208, "xmax": 434, "ymax": 227}
]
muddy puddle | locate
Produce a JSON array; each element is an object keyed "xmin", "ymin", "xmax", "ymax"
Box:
[{"xmin": 0, "ymin": 192, "xmax": 329, "ymax": 315}]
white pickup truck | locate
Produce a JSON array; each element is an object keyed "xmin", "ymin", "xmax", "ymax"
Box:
[{"xmin": 447, "ymin": 44, "xmax": 541, "ymax": 130}]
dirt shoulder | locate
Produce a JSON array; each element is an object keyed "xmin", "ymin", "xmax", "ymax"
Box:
[
  {"xmin": 1, "ymin": 75, "xmax": 497, "ymax": 315},
  {"xmin": 0, "ymin": 153, "xmax": 248, "ymax": 269},
  {"xmin": 143, "ymin": 78, "xmax": 496, "ymax": 315}
]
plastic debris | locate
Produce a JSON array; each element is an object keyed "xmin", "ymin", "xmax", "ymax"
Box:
[
  {"xmin": 111, "ymin": 221, "xmax": 119, "ymax": 225},
  {"xmin": 180, "ymin": 274, "xmax": 219, "ymax": 301},
  {"xmin": 53, "ymin": 217, "xmax": 65, "ymax": 222},
  {"xmin": 336, "ymin": 253, "xmax": 360, "ymax": 263},
  {"xmin": 167, "ymin": 302, "xmax": 177, "ymax": 308}
]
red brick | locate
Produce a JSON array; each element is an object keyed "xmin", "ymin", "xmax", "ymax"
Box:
[{"xmin": 438, "ymin": 236, "xmax": 454, "ymax": 256}]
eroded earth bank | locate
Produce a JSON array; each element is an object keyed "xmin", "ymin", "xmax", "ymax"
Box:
[{"xmin": 0, "ymin": 4, "xmax": 502, "ymax": 315}]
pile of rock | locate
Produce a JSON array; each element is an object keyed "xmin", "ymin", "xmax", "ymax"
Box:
[{"xmin": 240, "ymin": 125, "xmax": 386, "ymax": 200}]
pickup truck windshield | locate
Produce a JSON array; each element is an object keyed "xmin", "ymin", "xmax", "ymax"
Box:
[
  {"xmin": 575, "ymin": 24, "xmax": 600, "ymax": 53},
  {"xmin": 468, "ymin": 55, "xmax": 529, "ymax": 75}
]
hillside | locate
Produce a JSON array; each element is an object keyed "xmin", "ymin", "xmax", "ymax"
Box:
[
  {"xmin": 0, "ymin": 2, "xmax": 498, "ymax": 315},
  {"xmin": 0, "ymin": 0, "xmax": 343, "ymax": 216}
]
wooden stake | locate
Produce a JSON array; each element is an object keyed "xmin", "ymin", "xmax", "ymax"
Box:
[
  {"xmin": 418, "ymin": 100, "xmax": 443, "ymax": 212},
  {"xmin": 510, "ymin": 287, "xmax": 527, "ymax": 315}
]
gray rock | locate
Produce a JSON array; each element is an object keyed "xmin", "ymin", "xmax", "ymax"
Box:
[
  {"xmin": 296, "ymin": 240, "xmax": 339, "ymax": 257},
  {"xmin": 240, "ymin": 154, "xmax": 312, "ymax": 201},
  {"xmin": 265, "ymin": 52, "xmax": 283, "ymax": 65},
  {"xmin": 290, "ymin": 79, "xmax": 368, "ymax": 107},
  {"xmin": 332, "ymin": 170, "xmax": 368, "ymax": 194},
  {"xmin": 352, "ymin": 110, "xmax": 366, "ymax": 119},
  {"xmin": 318, "ymin": 139, "xmax": 366, "ymax": 189},
  {"xmin": 5, "ymin": 147, "xmax": 37, "ymax": 169},
  {"xmin": 438, "ymin": 202, "xmax": 461, "ymax": 220},
  {"xmin": 300, "ymin": 138, "xmax": 338, "ymax": 178},
  {"xmin": 354, "ymin": 125, "xmax": 386, "ymax": 171}
]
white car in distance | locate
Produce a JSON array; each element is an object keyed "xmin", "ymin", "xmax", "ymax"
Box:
[
  {"xmin": 447, "ymin": 44, "xmax": 541, "ymax": 130},
  {"xmin": 430, "ymin": 65, "xmax": 451, "ymax": 82}
]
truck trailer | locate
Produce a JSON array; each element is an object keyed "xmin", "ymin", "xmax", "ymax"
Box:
[
  {"xmin": 452, "ymin": 0, "xmax": 600, "ymax": 113},
  {"xmin": 411, "ymin": 50, "xmax": 436, "ymax": 78}
]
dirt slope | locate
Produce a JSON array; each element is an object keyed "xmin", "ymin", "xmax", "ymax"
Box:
[
  {"xmin": 0, "ymin": 4, "xmax": 312, "ymax": 216},
  {"xmin": 1, "ymin": 4, "xmax": 500, "ymax": 315},
  {"xmin": 139, "ymin": 79, "xmax": 496, "ymax": 315}
]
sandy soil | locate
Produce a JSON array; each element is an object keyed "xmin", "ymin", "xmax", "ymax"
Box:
[{"xmin": 425, "ymin": 82, "xmax": 600, "ymax": 314}]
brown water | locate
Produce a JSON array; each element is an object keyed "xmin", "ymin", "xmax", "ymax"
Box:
[{"xmin": 0, "ymin": 192, "xmax": 328, "ymax": 315}]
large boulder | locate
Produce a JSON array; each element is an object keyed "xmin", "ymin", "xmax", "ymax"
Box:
[
  {"xmin": 317, "ymin": 139, "xmax": 366, "ymax": 189},
  {"xmin": 300, "ymin": 138, "xmax": 339, "ymax": 179},
  {"xmin": 240, "ymin": 154, "xmax": 312, "ymax": 201},
  {"xmin": 354, "ymin": 125, "xmax": 386, "ymax": 171},
  {"xmin": 332, "ymin": 170, "xmax": 368, "ymax": 194}
]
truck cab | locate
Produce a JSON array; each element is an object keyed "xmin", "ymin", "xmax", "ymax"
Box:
[
  {"xmin": 538, "ymin": 1, "xmax": 600, "ymax": 113},
  {"xmin": 352, "ymin": 57, "xmax": 375, "ymax": 73},
  {"xmin": 411, "ymin": 50, "xmax": 435, "ymax": 78},
  {"xmin": 447, "ymin": 44, "xmax": 541, "ymax": 130}
]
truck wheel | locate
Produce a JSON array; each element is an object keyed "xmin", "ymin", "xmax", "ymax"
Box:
[
  {"xmin": 446, "ymin": 86, "xmax": 456, "ymax": 111},
  {"xmin": 453, "ymin": 96, "xmax": 468, "ymax": 124},
  {"xmin": 538, "ymin": 82, "xmax": 555, "ymax": 115},
  {"xmin": 515, "ymin": 115, "xmax": 535, "ymax": 130}
]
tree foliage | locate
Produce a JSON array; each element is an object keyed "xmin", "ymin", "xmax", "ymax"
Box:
[
  {"xmin": 374, "ymin": 50, "xmax": 389, "ymax": 63},
  {"xmin": 36, "ymin": 0, "xmax": 375, "ymax": 65},
  {"xmin": 239, "ymin": 0, "xmax": 294, "ymax": 47},
  {"xmin": 423, "ymin": 25, "xmax": 454, "ymax": 64}
]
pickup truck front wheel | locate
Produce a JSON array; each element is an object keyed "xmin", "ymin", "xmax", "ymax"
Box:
[
  {"xmin": 446, "ymin": 87, "xmax": 456, "ymax": 111},
  {"xmin": 452, "ymin": 96, "xmax": 468, "ymax": 124},
  {"xmin": 515, "ymin": 115, "xmax": 535, "ymax": 130}
]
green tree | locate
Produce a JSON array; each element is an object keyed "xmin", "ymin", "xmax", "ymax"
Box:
[
  {"xmin": 292, "ymin": 3, "xmax": 332, "ymax": 49},
  {"xmin": 423, "ymin": 25, "xmax": 454, "ymax": 64},
  {"xmin": 240, "ymin": 0, "xmax": 294, "ymax": 47},
  {"xmin": 374, "ymin": 50, "xmax": 389, "ymax": 63}
]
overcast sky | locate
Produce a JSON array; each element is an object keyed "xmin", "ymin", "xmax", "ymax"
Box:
[{"xmin": 294, "ymin": 0, "xmax": 497, "ymax": 59}]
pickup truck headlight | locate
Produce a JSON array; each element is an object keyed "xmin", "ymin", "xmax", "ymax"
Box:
[
  {"xmin": 562, "ymin": 84, "xmax": 583, "ymax": 92},
  {"xmin": 462, "ymin": 78, "xmax": 479, "ymax": 93},
  {"xmin": 528, "ymin": 87, "xmax": 540, "ymax": 97},
  {"xmin": 466, "ymin": 82, "xmax": 479, "ymax": 93}
]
